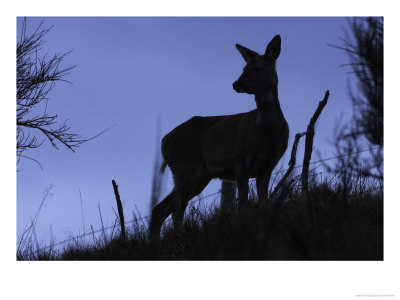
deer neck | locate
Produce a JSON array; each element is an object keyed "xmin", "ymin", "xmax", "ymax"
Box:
[{"xmin": 254, "ymin": 89, "xmax": 284, "ymax": 126}]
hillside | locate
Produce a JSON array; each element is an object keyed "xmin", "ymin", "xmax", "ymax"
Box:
[{"xmin": 18, "ymin": 178, "xmax": 383, "ymax": 261}]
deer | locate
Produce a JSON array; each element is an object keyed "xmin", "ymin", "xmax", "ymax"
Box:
[{"xmin": 150, "ymin": 35, "xmax": 289, "ymax": 244}]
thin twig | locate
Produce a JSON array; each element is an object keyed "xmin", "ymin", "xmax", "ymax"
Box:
[
  {"xmin": 97, "ymin": 204, "xmax": 107, "ymax": 245},
  {"xmin": 79, "ymin": 189, "xmax": 86, "ymax": 242},
  {"xmin": 112, "ymin": 179, "xmax": 126, "ymax": 240}
]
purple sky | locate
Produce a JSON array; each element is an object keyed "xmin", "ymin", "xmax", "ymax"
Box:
[{"xmin": 17, "ymin": 17, "xmax": 352, "ymax": 247}]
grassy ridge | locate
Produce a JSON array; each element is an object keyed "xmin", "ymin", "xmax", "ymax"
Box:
[{"xmin": 22, "ymin": 177, "xmax": 382, "ymax": 261}]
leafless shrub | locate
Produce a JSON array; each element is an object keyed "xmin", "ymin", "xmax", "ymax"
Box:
[
  {"xmin": 330, "ymin": 17, "xmax": 383, "ymax": 181},
  {"xmin": 17, "ymin": 18, "xmax": 107, "ymax": 166}
]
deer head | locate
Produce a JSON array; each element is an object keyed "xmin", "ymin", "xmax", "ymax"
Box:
[{"xmin": 232, "ymin": 35, "xmax": 281, "ymax": 96}]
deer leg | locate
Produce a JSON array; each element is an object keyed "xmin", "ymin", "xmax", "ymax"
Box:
[
  {"xmin": 171, "ymin": 195, "xmax": 186, "ymax": 259},
  {"xmin": 237, "ymin": 178, "xmax": 249, "ymax": 207},
  {"xmin": 236, "ymin": 164, "xmax": 249, "ymax": 207},
  {"xmin": 256, "ymin": 170, "xmax": 272, "ymax": 202},
  {"xmin": 171, "ymin": 173, "xmax": 211, "ymax": 257},
  {"xmin": 150, "ymin": 190, "xmax": 176, "ymax": 245},
  {"xmin": 172, "ymin": 195, "xmax": 186, "ymax": 234},
  {"xmin": 172, "ymin": 174, "xmax": 211, "ymax": 232}
]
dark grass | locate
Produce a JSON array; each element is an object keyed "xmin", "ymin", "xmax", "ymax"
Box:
[{"xmin": 18, "ymin": 175, "xmax": 383, "ymax": 261}]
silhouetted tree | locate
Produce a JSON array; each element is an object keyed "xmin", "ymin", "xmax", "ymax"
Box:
[
  {"xmin": 338, "ymin": 17, "xmax": 383, "ymax": 146},
  {"xmin": 332, "ymin": 17, "xmax": 383, "ymax": 180},
  {"xmin": 17, "ymin": 19, "xmax": 87, "ymax": 165}
]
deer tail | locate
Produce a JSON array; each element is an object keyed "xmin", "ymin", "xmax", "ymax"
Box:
[{"xmin": 160, "ymin": 160, "xmax": 168, "ymax": 173}]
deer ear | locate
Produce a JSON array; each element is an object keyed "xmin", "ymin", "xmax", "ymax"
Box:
[
  {"xmin": 265, "ymin": 35, "xmax": 281, "ymax": 60},
  {"xmin": 235, "ymin": 44, "xmax": 258, "ymax": 62}
]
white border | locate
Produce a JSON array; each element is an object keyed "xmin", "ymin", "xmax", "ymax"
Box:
[{"xmin": 1, "ymin": 1, "xmax": 398, "ymax": 299}]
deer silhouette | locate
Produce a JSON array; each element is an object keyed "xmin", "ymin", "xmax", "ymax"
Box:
[{"xmin": 150, "ymin": 35, "xmax": 289, "ymax": 243}]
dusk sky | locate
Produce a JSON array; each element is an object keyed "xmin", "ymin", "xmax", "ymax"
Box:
[{"xmin": 17, "ymin": 17, "xmax": 353, "ymax": 247}]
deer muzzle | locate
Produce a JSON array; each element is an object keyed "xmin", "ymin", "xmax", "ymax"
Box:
[{"xmin": 232, "ymin": 79, "xmax": 246, "ymax": 93}]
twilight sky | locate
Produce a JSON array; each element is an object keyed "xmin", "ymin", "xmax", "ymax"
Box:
[{"xmin": 17, "ymin": 17, "xmax": 352, "ymax": 246}]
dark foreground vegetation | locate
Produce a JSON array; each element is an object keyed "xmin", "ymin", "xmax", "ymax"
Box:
[{"xmin": 18, "ymin": 175, "xmax": 383, "ymax": 261}]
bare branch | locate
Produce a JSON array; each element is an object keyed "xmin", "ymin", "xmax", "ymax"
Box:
[
  {"xmin": 112, "ymin": 180, "xmax": 126, "ymax": 240},
  {"xmin": 270, "ymin": 132, "xmax": 306, "ymax": 200},
  {"xmin": 301, "ymin": 90, "xmax": 330, "ymax": 194},
  {"xmin": 16, "ymin": 18, "xmax": 108, "ymax": 166},
  {"xmin": 270, "ymin": 90, "xmax": 330, "ymax": 199}
]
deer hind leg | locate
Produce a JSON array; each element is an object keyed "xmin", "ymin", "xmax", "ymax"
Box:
[
  {"xmin": 256, "ymin": 169, "xmax": 272, "ymax": 202},
  {"xmin": 150, "ymin": 189, "xmax": 177, "ymax": 245},
  {"xmin": 170, "ymin": 172, "xmax": 210, "ymax": 258},
  {"xmin": 172, "ymin": 170, "xmax": 211, "ymax": 234}
]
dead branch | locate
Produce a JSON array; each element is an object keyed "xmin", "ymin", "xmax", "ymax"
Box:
[
  {"xmin": 270, "ymin": 132, "xmax": 306, "ymax": 200},
  {"xmin": 301, "ymin": 90, "xmax": 330, "ymax": 194},
  {"xmin": 270, "ymin": 90, "xmax": 330, "ymax": 200},
  {"xmin": 112, "ymin": 180, "xmax": 126, "ymax": 239}
]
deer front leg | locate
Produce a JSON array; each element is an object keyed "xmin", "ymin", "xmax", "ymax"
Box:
[
  {"xmin": 235, "ymin": 163, "xmax": 249, "ymax": 207},
  {"xmin": 256, "ymin": 170, "xmax": 272, "ymax": 202}
]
